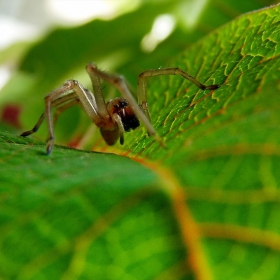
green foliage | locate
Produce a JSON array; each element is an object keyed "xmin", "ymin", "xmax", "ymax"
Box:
[{"xmin": 1, "ymin": 1, "xmax": 280, "ymax": 279}]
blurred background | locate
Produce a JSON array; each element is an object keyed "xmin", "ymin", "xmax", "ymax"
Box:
[{"xmin": 0, "ymin": 0, "xmax": 139, "ymax": 90}]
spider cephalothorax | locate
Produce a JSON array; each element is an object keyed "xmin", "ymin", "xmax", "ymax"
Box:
[
  {"xmin": 99, "ymin": 97, "xmax": 140, "ymax": 146},
  {"xmin": 21, "ymin": 62, "xmax": 219, "ymax": 154}
]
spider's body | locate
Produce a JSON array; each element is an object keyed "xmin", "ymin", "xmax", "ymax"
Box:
[{"xmin": 21, "ymin": 62, "xmax": 219, "ymax": 154}]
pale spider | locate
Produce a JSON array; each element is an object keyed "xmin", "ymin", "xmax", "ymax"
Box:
[{"xmin": 21, "ymin": 62, "xmax": 219, "ymax": 155}]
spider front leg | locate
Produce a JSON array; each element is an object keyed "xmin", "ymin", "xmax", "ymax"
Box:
[{"xmin": 137, "ymin": 67, "xmax": 220, "ymax": 120}]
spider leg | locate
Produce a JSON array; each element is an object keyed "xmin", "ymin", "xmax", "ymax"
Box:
[
  {"xmin": 137, "ymin": 67, "xmax": 220, "ymax": 119},
  {"xmin": 86, "ymin": 62, "xmax": 162, "ymax": 145},
  {"xmin": 44, "ymin": 83, "xmax": 78, "ymax": 155},
  {"xmin": 21, "ymin": 92, "xmax": 79, "ymax": 137},
  {"xmin": 85, "ymin": 64, "xmax": 109, "ymax": 118},
  {"xmin": 20, "ymin": 112, "xmax": 45, "ymax": 137},
  {"xmin": 22, "ymin": 80, "xmax": 102, "ymax": 155},
  {"xmin": 45, "ymin": 80, "xmax": 104, "ymax": 155}
]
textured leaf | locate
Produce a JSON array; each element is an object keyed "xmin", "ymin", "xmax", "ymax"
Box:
[{"xmin": 1, "ymin": 3, "xmax": 280, "ymax": 280}]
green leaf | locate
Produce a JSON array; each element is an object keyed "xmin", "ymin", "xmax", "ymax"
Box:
[{"xmin": 1, "ymin": 3, "xmax": 280, "ymax": 280}]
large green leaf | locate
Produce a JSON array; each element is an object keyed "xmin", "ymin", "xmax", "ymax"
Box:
[{"xmin": 1, "ymin": 3, "xmax": 280, "ymax": 280}]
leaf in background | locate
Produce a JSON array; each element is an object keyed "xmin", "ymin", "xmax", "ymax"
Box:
[{"xmin": 1, "ymin": 2, "xmax": 280, "ymax": 280}]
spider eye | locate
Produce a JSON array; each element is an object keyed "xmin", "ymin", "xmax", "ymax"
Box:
[
  {"xmin": 120, "ymin": 100, "xmax": 128, "ymax": 107},
  {"xmin": 114, "ymin": 100, "xmax": 128, "ymax": 109}
]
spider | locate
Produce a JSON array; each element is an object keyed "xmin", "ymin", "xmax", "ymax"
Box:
[{"xmin": 21, "ymin": 62, "xmax": 219, "ymax": 155}]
